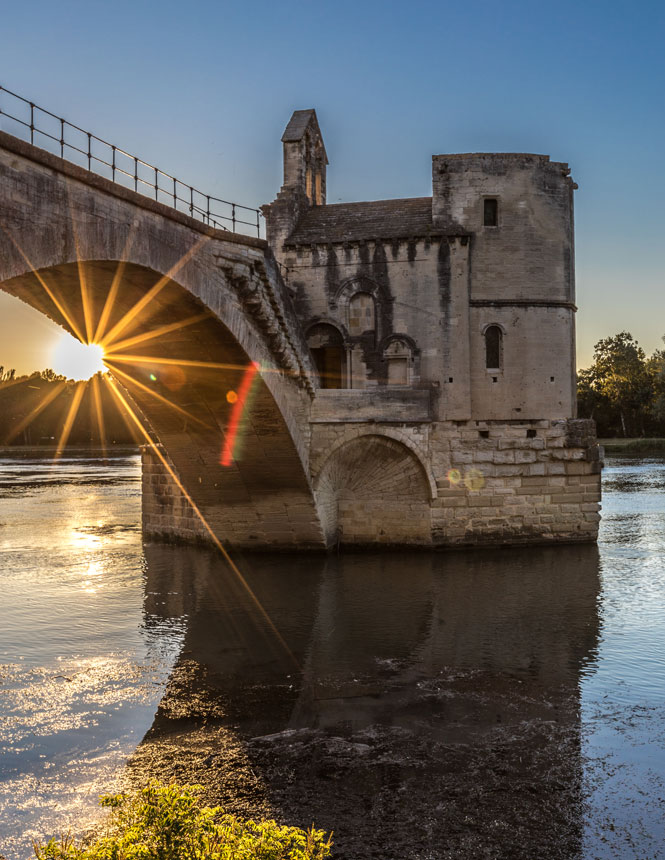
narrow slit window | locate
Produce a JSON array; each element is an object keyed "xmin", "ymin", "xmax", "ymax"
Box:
[
  {"xmin": 483, "ymin": 198, "xmax": 498, "ymax": 227},
  {"xmin": 485, "ymin": 325, "xmax": 503, "ymax": 370}
]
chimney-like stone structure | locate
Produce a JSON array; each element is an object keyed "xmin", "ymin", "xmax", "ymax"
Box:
[{"xmin": 262, "ymin": 109, "xmax": 328, "ymax": 259}]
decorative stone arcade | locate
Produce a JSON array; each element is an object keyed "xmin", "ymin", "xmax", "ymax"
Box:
[{"xmin": 0, "ymin": 108, "xmax": 601, "ymax": 549}]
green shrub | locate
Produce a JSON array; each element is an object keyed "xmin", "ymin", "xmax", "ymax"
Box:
[{"xmin": 34, "ymin": 781, "xmax": 333, "ymax": 860}]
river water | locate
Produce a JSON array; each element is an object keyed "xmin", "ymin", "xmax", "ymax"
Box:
[{"xmin": 0, "ymin": 452, "xmax": 664, "ymax": 859}]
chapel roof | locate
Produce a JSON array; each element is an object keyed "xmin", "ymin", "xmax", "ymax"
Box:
[
  {"xmin": 281, "ymin": 109, "xmax": 328, "ymax": 163},
  {"xmin": 285, "ymin": 196, "xmax": 463, "ymax": 245}
]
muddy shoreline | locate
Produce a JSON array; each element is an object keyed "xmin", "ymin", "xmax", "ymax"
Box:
[{"xmin": 128, "ymin": 659, "xmax": 585, "ymax": 859}]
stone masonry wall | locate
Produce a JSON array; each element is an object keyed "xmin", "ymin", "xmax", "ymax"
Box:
[
  {"xmin": 143, "ymin": 418, "xmax": 601, "ymax": 549},
  {"xmin": 141, "ymin": 446, "xmax": 207, "ymax": 544},
  {"xmin": 310, "ymin": 418, "xmax": 601, "ymax": 547},
  {"xmin": 429, "ymin": 418, "xmax": 601, "ymax": 545}
]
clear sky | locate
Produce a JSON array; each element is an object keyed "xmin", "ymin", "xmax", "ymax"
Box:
[{"xmin": 0, "ymin": 0, "xmax": 663, "ymax": 374}]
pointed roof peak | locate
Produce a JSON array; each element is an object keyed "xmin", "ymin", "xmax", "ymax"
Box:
[{"xmin": 281, "ymin": 109, "xmax": 328, "ymax": 163}]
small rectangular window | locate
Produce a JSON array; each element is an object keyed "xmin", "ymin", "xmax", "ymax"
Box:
[{"xmin": 483, "ymin": 198, "xmax": 498, "ymax": 227}]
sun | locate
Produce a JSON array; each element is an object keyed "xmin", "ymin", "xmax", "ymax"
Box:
[{"xmin": 51, "ymin": 332, "xmax": 107, "ymax": 380}]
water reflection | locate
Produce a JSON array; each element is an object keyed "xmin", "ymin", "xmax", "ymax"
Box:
[
  {"xmin": 132, "ymin": 543, "xmax": 601, "ymax": 859},
  {"xmin": 5, "ymin": 452, "xmax": 665, "ymax": 859},
  {"xmin": 0, "ymin": 452, "xmax": 183, "ymax": 859}
]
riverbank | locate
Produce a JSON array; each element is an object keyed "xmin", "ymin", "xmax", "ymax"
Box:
[
  {"xmin": 127, "ymin": 656, "xmax": 585, "ymax": 860},
  {"xmin": 600, "ymin": 437, "xmax": 665, "ymax": 455}
]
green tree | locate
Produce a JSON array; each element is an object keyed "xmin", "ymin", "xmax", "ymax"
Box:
[
  {"xmin": 577, "ymin": 332, "xmax": 653, "ymax": 437},
  {"xmin": 646, "ymin": 340, "xmax": 665, "ymax": 430}
]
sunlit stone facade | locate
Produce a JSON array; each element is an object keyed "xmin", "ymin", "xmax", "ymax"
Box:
[
  {"xmin": 0, "ymin": 115, "xmax": 601, "ymax": 549},
  {"xmin": 261, "ymin": 110, "xmax": 602, "ymax": 546}
]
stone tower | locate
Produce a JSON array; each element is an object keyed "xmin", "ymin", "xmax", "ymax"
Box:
[{"xmin": 261, "ymin": 110, "xmax": 601, "ymax": 548}]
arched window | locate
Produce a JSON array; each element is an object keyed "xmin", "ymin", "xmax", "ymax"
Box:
[
  {"xmin": 484, "ymin": 325, "xmax": 503, "ymax": 370},
  {"xmin": 384, "ymin": 338, "xmax": 411, "ymax": 385},
  {"xmin": 307, "ymin": 323, "xmax": 346, "ymax": 389},
  {"xmin": 348, "ymin": 292, "xmax": 375, "ymax": 336}
]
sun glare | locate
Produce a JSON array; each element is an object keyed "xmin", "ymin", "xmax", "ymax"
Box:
[{"xmin": 52, "ymin": 333, "xmax": 106, "ymax": 380}]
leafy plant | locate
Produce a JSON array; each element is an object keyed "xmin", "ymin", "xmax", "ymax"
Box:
[{"xmin": 34, "ymin": 781, "xmax": 333, "ymax": 860}]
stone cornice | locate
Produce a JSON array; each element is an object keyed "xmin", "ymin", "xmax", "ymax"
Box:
[{"xmin": 470, "ymin": 299, "xmax": 577, "ymax": 311}]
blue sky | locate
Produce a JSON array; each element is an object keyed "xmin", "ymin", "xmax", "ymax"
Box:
[{"xmin": 1, "ymin": 0, "xmax": 663, "ymax": 372}]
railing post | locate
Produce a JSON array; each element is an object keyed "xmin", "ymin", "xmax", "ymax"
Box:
[
  {"xmin": 29, "ymin": 102, "xmax": 34, "ymax": 145},
  {"xmin": 111, "ymin": 146, "xmax": 116, "ymax": 182},
  {"xmin": 60, "ymin": 119, "xmax": 65, "ymax": 158},
  {"xmin": 87, "ymin": 132, "xmax": 92, "ymax": 170},
  {"xmin": 232, "ymin": 203, "xmax": 236, "ymax": 233},
  {"xmin": 154, "ymin": 166, "xmax": 158, "ymax": 200},
  {"xmin": 134, "ymin": 156, "xmax": 138, "ymax": 192},
  {"xmin": 189, "ymin": 186, "xmax": 194, "ymax": 216},
  {"xmin": 173, "ymin": 177, "xmax": 177, "ymax": 208}
]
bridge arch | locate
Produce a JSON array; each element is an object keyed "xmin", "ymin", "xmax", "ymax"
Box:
[
  {"xmin": 0, "ymin": 132, "xmax": 325, "ymax": 548},
  {"xmin": 315, "ymin": 432, "xmax": 434, "ymax": 546}
]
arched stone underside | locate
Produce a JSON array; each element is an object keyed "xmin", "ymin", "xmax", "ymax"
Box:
[
  {"xmin": 0, "ymin": 260, "xmax": 324, "ymax": 548},
  {"xmin": 316, "ymin": 435, "xmax": 432, "ymax": 546},
  {"xmin": 0, "ymin": 133, "xmax": 329, "ymax": 548}
]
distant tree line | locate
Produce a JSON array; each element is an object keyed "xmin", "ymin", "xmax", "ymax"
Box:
[
  {"xmin": 4, "ymin": 335, "xmax": 663, "ymax": 447},
  {"xmin": 577, "ymin": 332, "xmax": 665, "ymax": 438},
  {"xmin": 0, "ymin": 368, "xmax": 138, "ymax": 447}
]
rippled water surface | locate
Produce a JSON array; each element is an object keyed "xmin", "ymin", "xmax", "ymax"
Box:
[{"xmin": 0, "ymin": 451, "xmax": 664, "ymax": 858}]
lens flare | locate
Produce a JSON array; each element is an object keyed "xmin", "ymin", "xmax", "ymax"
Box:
[
  {"xmin": 51, "ymin": 333, "xmax": 106, "ymax": 381},
  {"xmin": 221, "ymin": 363, "xmax": 260, "ymax": 467},
  {"xmin": 447, "ymin": 468, "xmax": 462, "ymax": 486},
  {"xmin": 464, "ymin": 468, "xmax": 485, "ymax": 492}
]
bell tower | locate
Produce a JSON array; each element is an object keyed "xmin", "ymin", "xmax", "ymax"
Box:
[
  {"xmin": 262, "ymin": 109, "xmax": 328, "ymax": 256},
  {"xmin": 281, "ymin": 109, "xmax": 327, "ymax": 205}
]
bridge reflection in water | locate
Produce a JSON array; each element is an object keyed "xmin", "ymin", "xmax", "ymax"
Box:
[{"xmin": 133, "ymin": 544, "xmax": 600, "ymax": 859}]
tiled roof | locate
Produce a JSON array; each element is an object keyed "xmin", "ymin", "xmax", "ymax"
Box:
[
  {"xmin": 281, "ymin": 110, "xmax": 317, "ymax": 142},
  {"xmin": 286, "ymin": 197, "xmax": 446, "ymax": 244}
]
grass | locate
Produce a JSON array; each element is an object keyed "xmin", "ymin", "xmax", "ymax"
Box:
[{"xmin": 600, "ymin": 437, "xmax": 665, "ymax": 455}]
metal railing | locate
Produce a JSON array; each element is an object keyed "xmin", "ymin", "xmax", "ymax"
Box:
[{"xmin": 0, "ymin": 84, "xmax": 262, "ymax": 237}]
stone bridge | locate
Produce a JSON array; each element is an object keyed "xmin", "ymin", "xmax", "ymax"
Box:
[
  {"xmin": 0, "ymin": 116, "xmax": 602, "ymax": 551},
  {"xmin": 0, "ymin": 131, "xmax": 327, "ymax": 548}
]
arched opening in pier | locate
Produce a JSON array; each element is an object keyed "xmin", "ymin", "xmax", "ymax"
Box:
[{"xmin": 316, "ymin": 433, "xmax": 432, "ymax": 545}]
